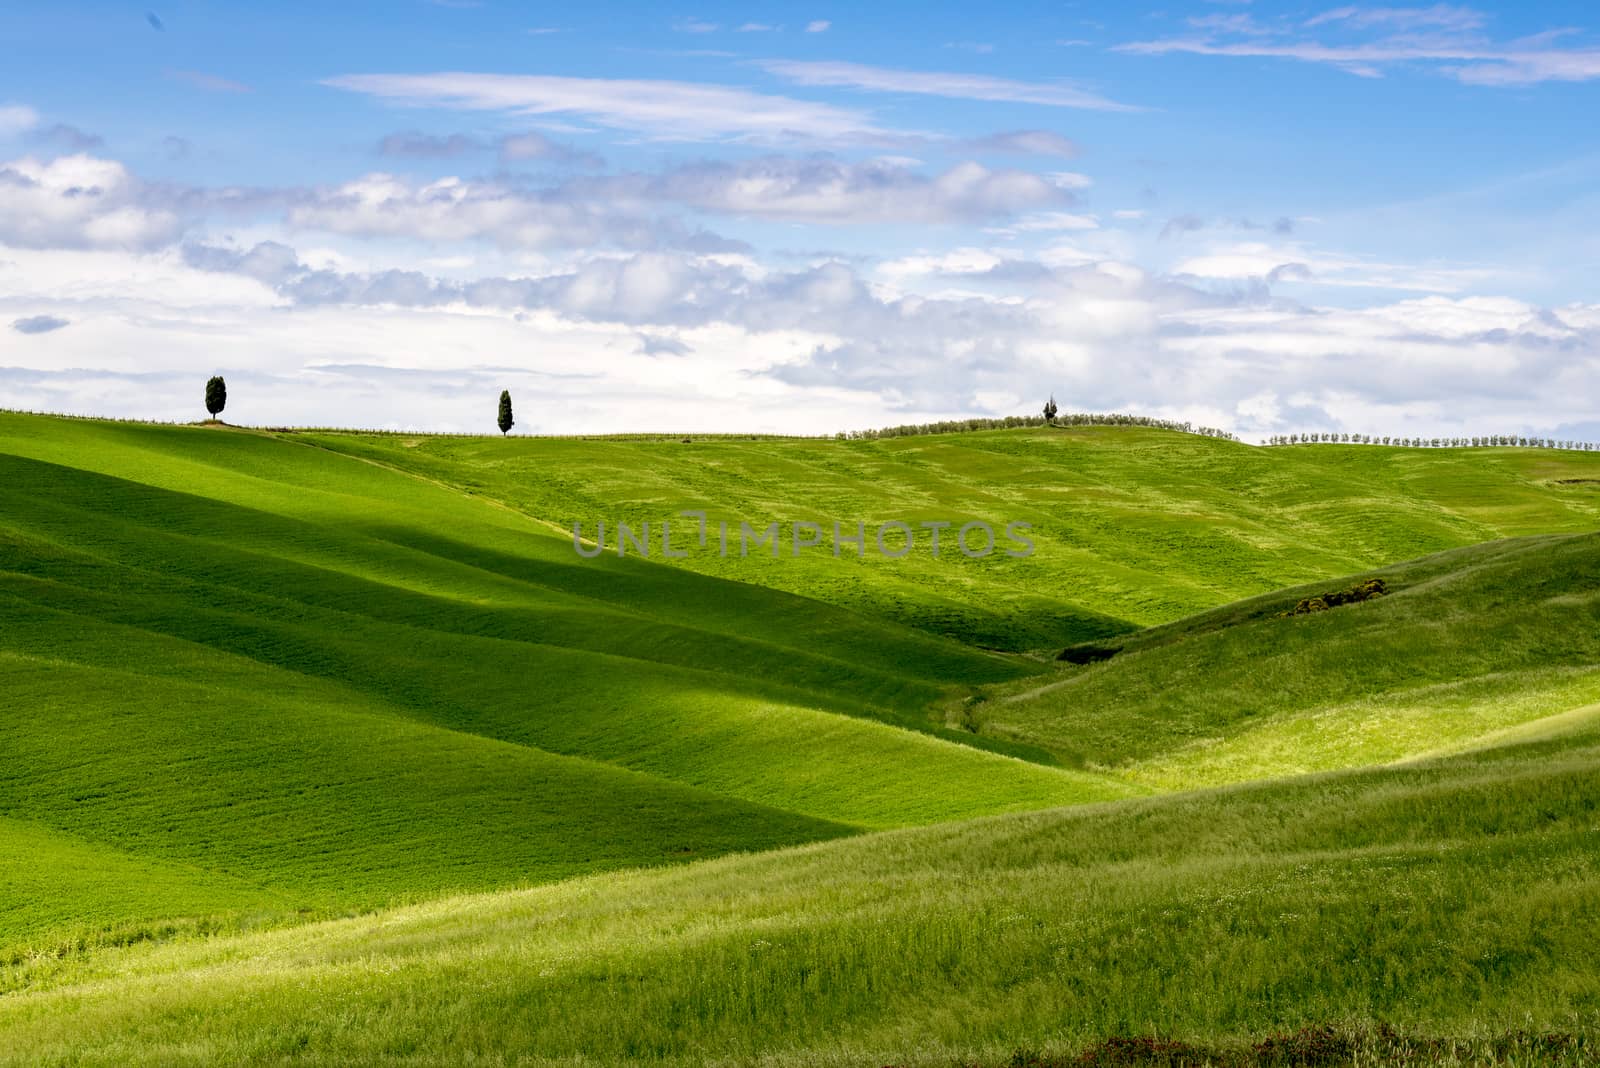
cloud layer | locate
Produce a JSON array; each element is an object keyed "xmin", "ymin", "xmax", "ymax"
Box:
[
  {"xmin": 4, "ymin": 26, "xmax": 1598, "ymax": 443},
  {"xmin": 1120, "ymin": 6, "xmax": 1600, "ymax": 86},
  {"xmin": 325, "ymin": 72, "xmax": 902, "ymax": 143}
]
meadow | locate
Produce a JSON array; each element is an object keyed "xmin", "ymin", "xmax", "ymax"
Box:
[
  {"xmin": 1, "ymin": 410, "xmax": 1598, "ymax": 1064},
  {"xmin": 299, "ymin": 425, "xmax": 1600, "ymax": 648},
  {"xmin": 2, "ymin": 723, "xmax": 1596, "ymax": 1065}
]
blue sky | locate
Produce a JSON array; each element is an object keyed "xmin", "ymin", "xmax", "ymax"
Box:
[{"xmin": 1, "ymin": 1, "xmax": 1597, "ymax": 437}]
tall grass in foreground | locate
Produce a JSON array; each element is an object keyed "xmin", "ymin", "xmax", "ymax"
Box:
[{"xmin": 3, "ymin": 727, "xmax": 1596, "ymax": 1065}]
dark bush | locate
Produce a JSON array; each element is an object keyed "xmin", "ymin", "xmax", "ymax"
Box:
[
  {"xmin": 1282, "ymin": 577, "xmax": 1387, "ymax": 617},
  {"xmin": 1057, "ymin": 644, "xmax": 1122, "ymax": 664}
]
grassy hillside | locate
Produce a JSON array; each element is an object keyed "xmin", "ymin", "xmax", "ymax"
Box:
[
  {"xmin": 975, "ymin": 532, "xmax": 1600, "ymax": 789},
  {"xmin": 4, "ymin": 410, "xmax": 1598, "ymax": 1064},
  {"xmin": 3, "ymin": 724, "xmax": 1596, "ymax": 1065},
  {"xmin": 0, "ymin": 413, "xmax": 1123, "ymax": 957},
  {"xmin": 299, "ymin": 426, "xmax": 1600, "ymax": 650}
]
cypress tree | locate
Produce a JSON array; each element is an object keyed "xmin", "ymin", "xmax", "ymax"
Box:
[
  {"xmin": 205, "ymin": 376, "xmax": 227, "ymax": 420},
  {"xmin": 497, "ymin": 390, "xmax": 514, "ymax": 436}
]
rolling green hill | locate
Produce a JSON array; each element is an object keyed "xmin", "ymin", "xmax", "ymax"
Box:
[
  {"xmin": 0, "ymin": 414, "xmax": 1131, "ymax": 954},
  {"xmin": 2, "ymin": 410, "xmax": 1598, "ymax": 1064},
  {"xmin": 299, "ymin": 425, "xmax": 1600, "ymax": 649},
  {"xmin": 974, "ymin": 531, "xmax": 1600, "ymax": 789},
  {"xmin": 3, "ymin": 722, "xmax": 1596, "ymax": 1065}
]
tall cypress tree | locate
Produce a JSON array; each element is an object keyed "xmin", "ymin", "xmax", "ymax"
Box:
[
  {"xmin": 497, "ymin": 390, "xmax": 514, "ymax": 436},
  {"xmin": 205, "ymin": 376, "xmax": 227, "ymax": 420},
  {"xmin": 1043, "ymin": 394, "xmax": 1058, "ymax": 424}
]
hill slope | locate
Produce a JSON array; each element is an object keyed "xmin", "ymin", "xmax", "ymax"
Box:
[
  {"xmin": 4, "ymin": 722, "xmax": 1596, "ymax": 1065},
  {"xmin": 300, "ymin": 426, "xmax": 1600, "ymax": 649},
  {"xmin": 0, "ymin": 414, "xmax": 1125, "ymax": 955},
  {"xmin": 975, "ymin": 531, "xmax": 1600, "ymax": 789},
  {"xmin": 4, "ymin": 410, "xmax": 1598, "ymax": 1057}
]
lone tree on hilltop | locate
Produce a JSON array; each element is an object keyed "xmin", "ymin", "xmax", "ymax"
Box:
[
  {"xmin": 497, "ymin": 390, "xmax": 514, "ymax": 436},
  {"xmin": 205, "ymin": 376, "xmax": 227, "ymax": 421},
  {"xmin": 1043, "ymin": 394, "xmax": 1058, "ymax": 424}
]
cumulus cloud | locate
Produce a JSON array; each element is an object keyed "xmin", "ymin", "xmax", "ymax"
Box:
[
  {"xmin": 1171, "ymin": 240, "xmax": 1502, "ymax": 294},
  {"xmin": 0, "ymin": 145, "xmax": 1063, "ymax": 261},
  {"xmin": 5, "ymin": 239, "xmax": 1598, "ymax": 439},
  {"xmin": 280, "ymin": 171, "xmax": 734, "ymax": 251},
  {"xmin": 0, "ymin": 154, "xmax": 184, "ymax": 250},
  {"xmin": 274, "ymin": 156, "xmax": 1062, "ymax": 254},
  {"xmin": 805, "ymin": 20, "xmax": 830, "ymax": 33},
  {"xmin": 181, "ymin": 239, "xmax": 304, "ymax": 285},
  {"xmin": 635, "ymin": 156, "xmax": 1069, "ymax": 223},
  {"xmin": 12, "ymin": 314, "xmax": 70, "ymax": 334}
]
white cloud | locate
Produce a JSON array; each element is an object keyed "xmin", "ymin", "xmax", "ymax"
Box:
[
  {"xmin": 876, "ymin": 247, "xmax": 1009, "ymax": 279},
  {"xmin": 324, "ymin": 71, "xmax": 903, "ymax": 143},
  {"xmin": 758, "ymin": 60, "xmax": 1139, "ymax": 111},
  {"xmin": 2, "ymin": 136, "xmax": 1594, "ymax": 445},
  {"xmin": 1171, "ymin": 240, "xmax": 1503, "ymax": 294},
  {"xmin": 804, "ymin": 20, "xmax": 831, "ymax": 33},
  {"xmin": 4, "ymin": 239, "xmax": 1598, "ymax": 440},
  {"xmin": 0, "ymin": 154, "xmax": 183, "ymax": 250},
  {"xmin": 277, "ymin": 157, "xmax": 1061, "ymax": 251},
  {"xmin": 1119, "ymin": 12, "xmax": 1600, "ymax": 86},
  {"xmin": 1305, "ymin": 5, "xmax": 1487, "ymax": 32},
  {"xmin": 287, "ymin": 173, "xmax": 601, "ymax": 247},
  {"xmin": 1047, "ymin": 171, "xmax": 1093, "ymax": 190},
  {"xmin": 0, "ymin": 104, "xmax": 39, "ymax": 137},
  {"xmin": 1001, "ymin": 212, "xmax": 1100, "ymax": 232},
  {"xmin": 640, "ymin": 157, "xmax": 1068, "ymax": 223},
  {"xmin": 281, "ymin": 171, "xmax": 748, "ymax": 253}
]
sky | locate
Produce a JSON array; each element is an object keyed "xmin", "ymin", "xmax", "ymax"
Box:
[{"xmin": 1, "ymin": 1, "xmax": 1598, "ymax": 439}]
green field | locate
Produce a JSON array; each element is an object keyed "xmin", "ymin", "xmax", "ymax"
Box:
[{"xmin": 2, "ymin": 411, "xmax": 1598, "ymax": 1065}]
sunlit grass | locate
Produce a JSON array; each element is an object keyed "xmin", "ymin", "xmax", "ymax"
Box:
[
  {"xmin": 3, "ymin": 411, "xmax": 1598, "ymax": 1064},
  {"xmin": 2, "ymin": 727, "xmax": 1596, "ymax": 1065},
  {"xmin": 979, "ymin": 532, "xmax": 1600, "ymax": 790}
]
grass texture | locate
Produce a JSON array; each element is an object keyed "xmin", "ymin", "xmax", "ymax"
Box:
[{"xmin": 1, "ymin": 411, "xmax": 1597, "ymax": 1064}]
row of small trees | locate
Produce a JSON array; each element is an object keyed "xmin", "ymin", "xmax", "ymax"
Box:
[
  {"xmin": 838, "ymin": 409, "xmax": 1239, "ymax": 442},
  {"xmin": 1266, "ymin": 433, "xmax": 1597, "ymax": 451},
  {"xmin": 201, "ymin": 377, "xmax": 1580, "ymax": 450}
]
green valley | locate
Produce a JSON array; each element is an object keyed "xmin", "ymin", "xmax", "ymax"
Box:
[{"xmin": 2, "ymin": 411, "xmax": 1597, "ymax": 1065}]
